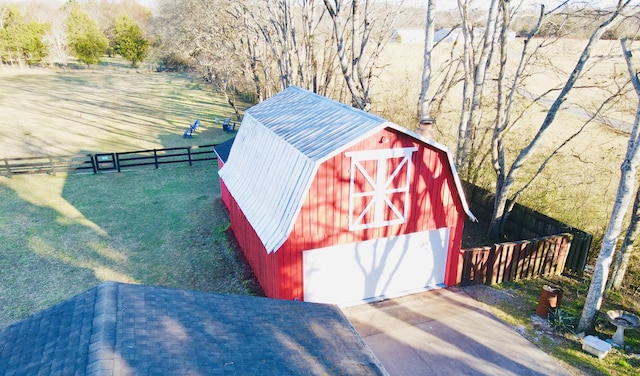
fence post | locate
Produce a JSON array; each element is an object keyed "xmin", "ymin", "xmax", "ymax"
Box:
[
  {"xmin": 486, "ymin": 247, "xmax": 496, "ymax": 285},
  {"xmin": 540, "ymin": 238, "xmax": 554, "ymax": 276},
  {"xmin": 576, "ymin": 234, "xmax": 590, "ymax": 277},
  {"xmin": 187, "ymin": 147, "xmax": 192, "ymax": 166},
  {"xmin": 154, "ymin": 149, "xmax": 158, "ymax": 169},
  {"xmin": 49, "ymin": 156, "xmax": 55, "ymax": 176},
  {"xmin": 116, "ymin": 153, "xmax": 122, "ymax": 172},
  {"xmin": 559, "ymin": 234, "xmax": 573, "ymax": 275},
  {"xmin": 461, "ymin": 250, "xmax": 471, "ymax": 285},
  {"xmin": 90, "ymin": 154, "xmax": 97, "ymax": 174},
  {"xmin": 3, "ymin": 158, "xmax": 11, "ymax": 178}
]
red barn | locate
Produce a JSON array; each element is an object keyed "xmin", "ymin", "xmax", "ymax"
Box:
[{"xmin": 216, "ymin": 86, "xmax": 475, "ymax": 306}]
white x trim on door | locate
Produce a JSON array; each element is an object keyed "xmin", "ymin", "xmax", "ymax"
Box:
[{"xmin": 346, "ymin": 147, "xmax": 417, "ymax": 230}]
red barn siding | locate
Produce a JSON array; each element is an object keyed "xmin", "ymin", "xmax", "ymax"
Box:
[
  {"xmin": 223, "ymin": 126, "xmax": 469, "ymax": 301},
  {"xmin": 294, "ymin": 128, "xmax": 464, "ymax": 244},
  {"xmin": 289, "ymin": 128, "xmax": 466, "ymax": 296},
  {"xmin": 226, "ymin": 196, "xmax": 278, "ymax": 298},
  {"xmin": 217, "ymin": 159, "xmax": 232, "ymax": 211},
  {"xmin": 225, "ymin": 193, "xmax": 303, "ymax": 300}
]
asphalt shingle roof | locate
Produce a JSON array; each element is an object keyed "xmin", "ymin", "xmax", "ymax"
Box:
[{"xmin": 0, "ymin": 282, "xmax": 387, "ymax": 375}]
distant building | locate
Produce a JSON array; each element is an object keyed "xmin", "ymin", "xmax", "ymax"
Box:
[
  {"xmin": 391, "ymin": 28, "xmax": 425, "ymax": 44},
  {"xmin": 435, "ymin": 27, "xmax": 516, "ymax": 43},
  {"xmin": 434, "ymin": 28, "xmax": 462, "ymax": 43}
]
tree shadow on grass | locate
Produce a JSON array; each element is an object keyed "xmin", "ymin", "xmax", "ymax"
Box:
[
  {"xmin": 0, "ymin": 182, "xmax": 103, "ymax": 328},
  {"xmin": 0, "ymin": 160, "xmax": 261, "ymax": 330},
  {"xmin": 60, "ymin": 161, "xmax": 261, "ymax": 294}
]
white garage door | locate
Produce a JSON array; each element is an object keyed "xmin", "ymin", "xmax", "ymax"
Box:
[{"xmin": 303, "ymin": 228, "xmax": 450, "ymax": 306}]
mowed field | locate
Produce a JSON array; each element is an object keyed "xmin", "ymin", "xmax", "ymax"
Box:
[
  {"xmin": 0, "ymin": 164, "xmax": 262, "ymax": 328},
  {"xmin": 0, "ymin": 61, "xmax": 257, "ymax": 328},
  {"xmin": 0, "ymin": 60, "xmax": 241, "ymax": 158}
]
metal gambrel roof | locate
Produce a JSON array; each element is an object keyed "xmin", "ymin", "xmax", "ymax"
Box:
[
  {"xmin": 218, "ymin": 86, "xmax": 475, "ymax": 254},
  {"xmin": 245, "ymin": 86, "xmax": 387, "ymax": 161}
]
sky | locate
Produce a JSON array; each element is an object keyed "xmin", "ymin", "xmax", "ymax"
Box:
[
  {"xmin": 433, "ymin": 0, "xmax": 623, "ymax": 10},
  {"xmin": 4, "ymin": 0, "xmax": 636, "ymax": 13},
  {"xmin": 4, "ymin": 0, "xmax": 629, "ymax": 7},
  {"xmin": 104, "ymin": 0, "xmax": 632, "ymax": 9}
]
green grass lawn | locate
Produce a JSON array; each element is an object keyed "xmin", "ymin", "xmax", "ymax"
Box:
[
  {"xmin": 0, "ymin": 63, "xmax": 258, "ymax": 329},
  {"xmin": 0, "ymin": 164, "xmax": 261, "ymax": 329},
  {"xmin": 465, "ymin": 276, "xmax": 640, "ymax": 376}
]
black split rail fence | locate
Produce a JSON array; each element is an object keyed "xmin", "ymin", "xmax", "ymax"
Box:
[{"xmin": 1, "ymin": 144, "xmax": 218, "ymax": 177}]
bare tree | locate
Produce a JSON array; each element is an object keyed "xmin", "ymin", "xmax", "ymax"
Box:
[
  {"xmin": 416, "ymin": 1, "xmax": 632, "ymax": 241},
  {"xmin": 42, "ymin": 10, "xmax": 69, "ymax": 66},
  {"xmin": 607, "ymin": 184, "xmax": 640, "ymax": 293},
  {"xmin": 456, "ymin": 0, "xmax": 501, "ymax": 174},
  {"xmin": 417, "ymin": 0, "xmax": 435, "ymax": 126},
  {"xmin": 485, "ymin": 0, "xmax": 631, "ymax": 238},
  {"xmin": 578, "ymin": 37, "xmax": 640, "ymax": 333},
  {"xmin": 154, "ymin": 0, "xmax": 250, "ymax": 118},
  {"xmin": 256, "ymin": 0, "xmax": 296, "ymax": 90},
  {"xmin": 486, "ymin": 0, "xmax": 550, "ymax": 237},
  {"xmin": 241, "ymin": 0, "xmax": 334, "ymax": 97},
  {"xmin": 322, "ymin": 0, "xmax": 402, "ymax": 110},
  {"xmin": 240, "ymin": 17, "xmax": 266, "ymax": 103}
]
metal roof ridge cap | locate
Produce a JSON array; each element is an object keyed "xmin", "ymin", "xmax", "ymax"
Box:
[
  {"xmin": 285, "ymin": 86, "xmax": 386, "ymax": 122},
  {"xmin": 385, "ymin": 122, "xmax": 451, "ymax": 153},
  {"xmin": 218, "ymin": 113, "xmax": 257, "ymax": 176}
]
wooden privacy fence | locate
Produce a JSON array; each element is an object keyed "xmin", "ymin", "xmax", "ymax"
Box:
[
  {"xmin": 462, "ymin": 181, "xmax": 592, "ymax": 276},
  {"xmin": 459, "ymin": 233, "xmax": 572, "ymax": 286},
  {"xmin": 1, "ymin": 145, "xmax": 218, "ymax": 177}
]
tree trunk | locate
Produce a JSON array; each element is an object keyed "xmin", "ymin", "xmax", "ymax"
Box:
[
  {"xmin": 455, "ymin": 0, "xmax": 472, "ymax": 169},
  {"xmin": 578, "ymin": 155, "xmax": 639, "ymax": 332},
  {"xmin": 323, "ymin": 0, "xmax": 399, "ymax": 111},
  {"xmin": 578, "ymin": 37, "xmax": 640, "ymax": 333},
  {"xmin": 418, "ymin": 0, "xmax": 435, "ymax": 122},
  {"xmin": 487, "ymin": 4, "xmax": 545, "ymax": 239},
  {"xmin": 607, "ymin": 186, "xmax": 640, "ymax": 292},
  {"xmin": 459, "ymin": 0, "xmax": 500, "ymax": 174},
  {"xmin": 487, "ymin": 177, "xmax": 511, "ymax": 239},
  {"xmin": 323, "ymin": 0, "xmax": 366, "ymax": 110}
]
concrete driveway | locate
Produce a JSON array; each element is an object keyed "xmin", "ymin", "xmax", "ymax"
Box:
[{"xmin": 342, "ymin": 287, "xmax": 571, "ymax": 376}]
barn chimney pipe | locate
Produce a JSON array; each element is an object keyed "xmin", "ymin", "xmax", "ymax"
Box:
[{"xmin": 417, "ymin": 116, "xmax": 436, "ymax": 140}]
